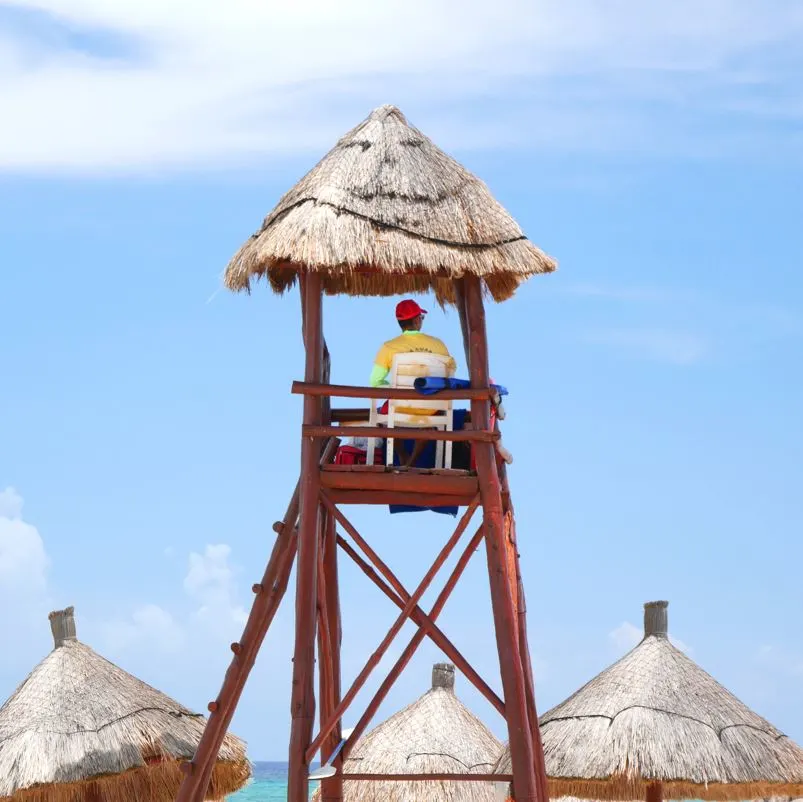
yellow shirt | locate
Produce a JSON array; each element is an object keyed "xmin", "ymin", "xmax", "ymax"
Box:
[{"xmin": 370, "ymin": 331, "xmax": 457, "ymax": 416}]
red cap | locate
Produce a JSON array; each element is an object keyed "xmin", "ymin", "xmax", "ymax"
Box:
[{"xmin": 395, "ymin": 299, "xmax": 428, "ymax": 321}]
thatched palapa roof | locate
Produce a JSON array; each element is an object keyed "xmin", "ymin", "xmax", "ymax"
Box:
[
  {"xmin": 224, "ymin": 104, "xmax": 556, "ymax": 304},
  {"xmin": 495, "ymin": 601, "xmax": 803, "ymax": 801},
  {"xmin": 320, "ymin": 663, "xmax": 502, "ymax": 802},
  {"xmin": 0, "ymin": 607, "xmax": 250, "ymax": 802}
]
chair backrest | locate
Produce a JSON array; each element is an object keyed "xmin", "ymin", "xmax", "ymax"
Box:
[{"xmin": 389, "ymin": 353, "xmax": 452, "ymax": 413}]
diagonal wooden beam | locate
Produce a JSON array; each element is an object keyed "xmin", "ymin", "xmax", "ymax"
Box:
[
  {"xmin": 342, "ymin": 523, "xmax": 488, "ymax": 760},
  {"xmin": 335, "ymin": 533, "xmax": 504, "ymax": 717},
  {"xmin": 321, "ymin": 493, "xmax": 480, "ymax": 603},
  {"xmin": 305, "ymin": 493, "xmax": 479, "ymax": 763}
]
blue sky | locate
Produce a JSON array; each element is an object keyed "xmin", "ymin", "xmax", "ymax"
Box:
[{"xmin": 1, "ymin": 0, "xmax": 802, "ymax": 762}]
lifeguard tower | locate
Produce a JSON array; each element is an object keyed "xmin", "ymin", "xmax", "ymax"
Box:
[{"xmin": 174, "ymin": 105, "xmax": 555, "ymax": 802}]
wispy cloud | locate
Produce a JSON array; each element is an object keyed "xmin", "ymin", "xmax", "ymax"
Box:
[
  {"xmin": 754, "ymin": 644, "xmax": 803, "ymax": 679},
  {"xmin": 0, "ymin": 0, "xmax": 802, "ymax": 171},
  {"xmin": 565, "ymin": 281, "xmax": 800, "ymax": 362},
  {"xmin": 103, "ymin": 603, "xmax": 186, "ymax": 653},
  {"xmin": 609, "ymin": 621, "xmax": 692, "ymax": 654},
  {"xmin": 104, "ymin": 541, "xmax": 248, "ymax": 655},
  {"xmin": 562, "ymin": 283, "xmax": 682, "ymax": 303},
  {"xmin": 0, "ymin": 487, "xmax": 49, "ymax": 593},
  {"xmin": 609, "ymin": 621, "xmax": 642, "ymax": 652},
  {"xmin": 583, "ymin": 327, "xmax": 709, "ymax": 365},
  {"xmin": 184, "ymin": 543, "xmax": 248, "ymax": 631}
]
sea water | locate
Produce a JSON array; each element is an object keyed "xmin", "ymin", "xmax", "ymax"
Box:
[
  {"xmin": 231, "ymin": 763, "xmax": 318, "ymax": 802},
  {"xmin": 231, "ymin": 766, "xmax": 709, "ymax": 802}
]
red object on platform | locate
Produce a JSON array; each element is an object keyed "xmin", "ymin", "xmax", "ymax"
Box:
[{"xmin": 334, "ymin": 445, "xmax": 382, "ymax": 466}]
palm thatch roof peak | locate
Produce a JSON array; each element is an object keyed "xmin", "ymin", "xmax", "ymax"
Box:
[
  {"xmin": 495, "ymin": 600, "xmax": 803, "ymax": 801},
  {"xmin": 318, "ymin": 662, "xmax": 501, "ymax": 802},
  {"xmin": 0, "ymin": 607, "xmax": 249, "ymax": 802},
  {"xmin": 224, "ymin": 104, "xmax": 556, "ymax": 305}
]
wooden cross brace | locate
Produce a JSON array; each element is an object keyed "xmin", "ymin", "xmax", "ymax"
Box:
[{"xmin": 307, "ymin": 491, "xmax": 504, "ymax": 764}]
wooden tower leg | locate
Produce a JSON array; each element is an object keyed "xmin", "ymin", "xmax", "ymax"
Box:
[
  {"xmin": 505, "ymin": 503, "xmax": 549, "ymax": 802},
  {"xmin": 287, "ymin": 270, "xmax": 325, "ymax": 802},
  {"xmin": 463, "ymin": 275, "xmax": 540, "ymax": 802},
  {"xmin": 318, "ymin": 509, "xmax": 343, "ymax": 802}
]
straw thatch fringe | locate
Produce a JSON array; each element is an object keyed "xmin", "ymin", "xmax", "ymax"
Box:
[
  {"xmin": 0, "ymin": 609, "xmax": 249, "ymax": 802},
  {"xmin": 314, "ymin": 664, "xmax": 501, "ymax": 802},
  {"xmin": 539, "ymin": 779, "xmax": 803, "ymax": 802},
  {"xmin": 224, "ymin": 105, "xmax": 556, "ymax": 304},
  {"xmin": 494, "ymin": 603, "xmax": 803, "ymax": 801},
  {"xmin": 2, "ymin": 758, "xmax": 249, "ymax": 802}
]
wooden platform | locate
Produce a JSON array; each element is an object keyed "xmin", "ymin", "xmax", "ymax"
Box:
[{"xmin": 320, "ymin": 464, "xmax": 479, "ymax": 506}]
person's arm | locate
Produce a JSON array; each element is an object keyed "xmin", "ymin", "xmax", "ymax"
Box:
[
  {"xmin": 370, "ymin": 344, "xmax": 392, "ymax": 387},
  {"xmin": 369, "ymin": 363, "xmax": 390, "ymax": 387}
]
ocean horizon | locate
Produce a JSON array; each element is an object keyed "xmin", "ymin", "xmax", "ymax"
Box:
[{"xmin": 231, "ymin": 765, "xmax": 710, "ymax": 802}]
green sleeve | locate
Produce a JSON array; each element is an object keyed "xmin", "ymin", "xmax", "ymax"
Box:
[{"xmin": 369, "ymin": 363, "xmax": 390, "ymax": 387}]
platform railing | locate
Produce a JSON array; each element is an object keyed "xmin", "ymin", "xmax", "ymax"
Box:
[{"xmin": 291, "ymin": 381, "xmax": 497, "ymax": 444}]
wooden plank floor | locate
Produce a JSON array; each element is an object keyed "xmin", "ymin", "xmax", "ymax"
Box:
[{"xmin": 320, "ymin": 464, "xmax": 479, "ymax": 505}]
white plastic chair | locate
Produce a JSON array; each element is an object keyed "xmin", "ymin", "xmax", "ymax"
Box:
[{"xmin": 367, "ymin": 353, "xmax": 453, "ymax": 469}]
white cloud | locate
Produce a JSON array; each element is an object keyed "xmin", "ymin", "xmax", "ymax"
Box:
[
  {"xmin": 609, "ymin": 620, "xmax": 692, "ymax": 654},
  {"xmin": 583, "ymin": 328, "xmax": 708, "ymax": 365},
  {"xmin": 0, "ymin": 487, "xmax": 24, "ymax": 519},
  {"xmin": 609, "ymin": 621, "xmax": 642, "ymax": 652},
  {"xmin": 103, "ymin": 542, "xmax": 247, "ymax": 655},
  {"xmin": 184, "ymin": 544, "xmax": 248, "ymax": 631},
  {"xmin": 103, "ymin": 603, "xmax": 186, "ymax": 653},
  {"xmin": 0, "ymin": 0, "xmax": 802, "ymax": 171},
  {"xmin": 0, "ymin": 487, "xmax": 49, "ymax": 592}
]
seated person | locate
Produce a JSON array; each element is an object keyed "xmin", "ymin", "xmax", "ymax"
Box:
[{"xmin": 369, "ymin": 299, "xmax": 457, "ymax": 465}]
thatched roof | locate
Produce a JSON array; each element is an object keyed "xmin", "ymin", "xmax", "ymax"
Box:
[
  {"xmin": 224, "ymin": 104, "xmax": 556, "ymax": 304},
  {"xmin": 318, "ymin": 663, "xmax": 502, "ymax": 802},
  {"xmin": 495, "ymin": 601, "xmax": 803, "ymax": 801},
  {"xmin": 0, "ymin": 607, "xmax": 250, "ymax": 802}
]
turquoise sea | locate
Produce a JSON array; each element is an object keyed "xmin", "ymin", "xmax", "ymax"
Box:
[
  {"xmin": 228, "ymin": 765, "xmax": 708, "ymax": 802},
  {"xmin": 231, "ymin": 763, "xmax": 315, "ymax": 802}
]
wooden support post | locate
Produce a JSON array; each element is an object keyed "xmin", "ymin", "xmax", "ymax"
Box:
[
  {"xmin": 461, "ymin": 275, "xmax": 540, "ymax": 802},
  {"xmin": 287, "ymin": 270, "xmax": 325, "ymax": 802},
  {"xmin": 342, "ymin": 523, "xmax": 488, "ymax": 760},
  {"xmin": 498, "ymin": 452, "xmax": 548, "ymax": 800},
  {"xmin": 318, "ymin": 509, "xmax": 343, "ymax": 802},
  {"xmin": 334, "ymin": 532, "xmax": 504, "ymax": 716},
  {"xmin": 505, "ymin": 506, "xmax": 549, "ymax": 802},
  {"xmin": 646, "ymin": 782, "xmax": 663, "ymax": 802},
  {"xmin": 316, "ymin": 517, "xmax": 335, "ymax": 746}
]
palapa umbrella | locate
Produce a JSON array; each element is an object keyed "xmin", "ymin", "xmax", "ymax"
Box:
[
  {"xmin": 0, "ymin": 607, "xmax": 250, "ymax": 802},
  {"xmin": 315, "ymin": 663, "xmax": 502, "ymax": 802},
  {"xmin": 494, "ymin": 601, "xmax": 803, "ymax": 802},
  {"xmin": 224, "ymin": 104, "xmax": 556, "ymax": 305}
]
